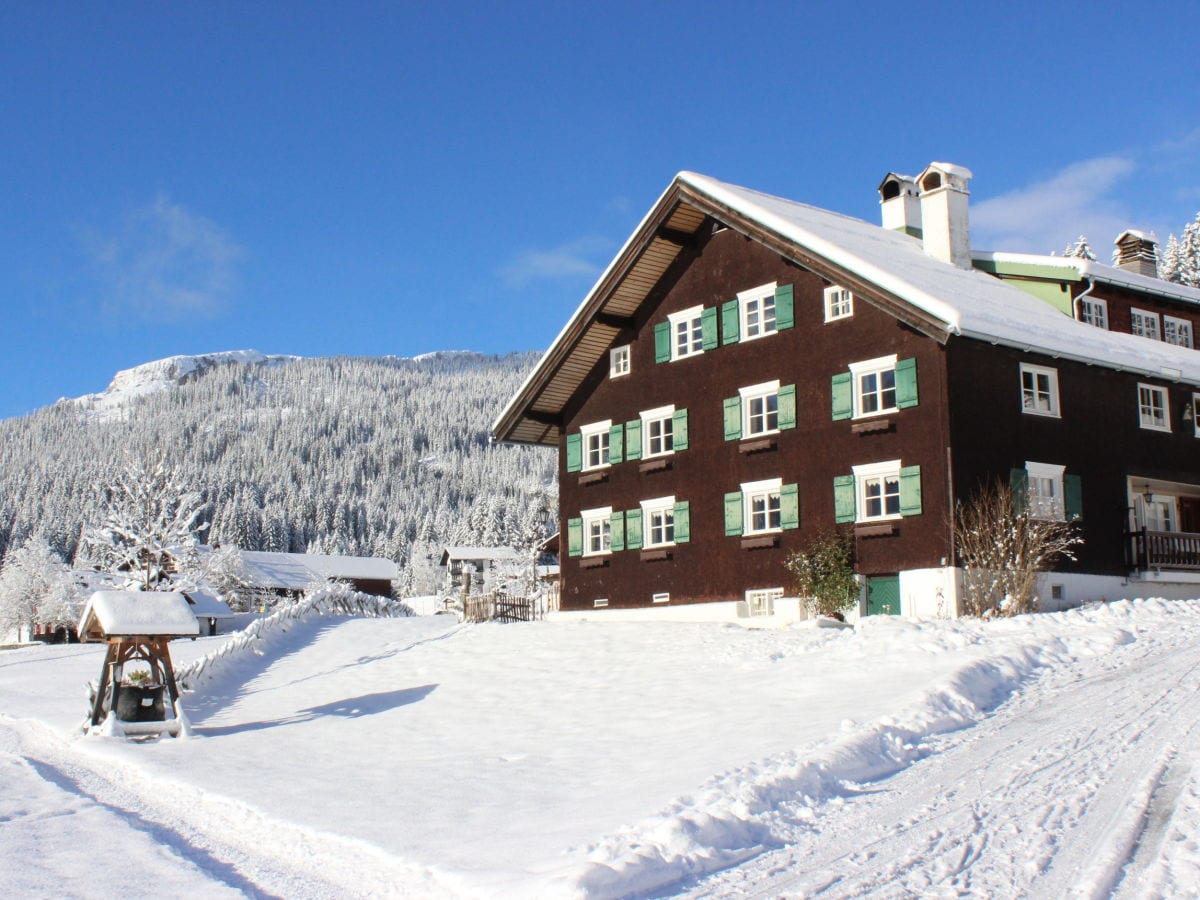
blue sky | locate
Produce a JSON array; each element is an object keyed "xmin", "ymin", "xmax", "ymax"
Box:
[{"xmin": 2, "ymin": 1, "xmax": 1198, "ymax": 418}]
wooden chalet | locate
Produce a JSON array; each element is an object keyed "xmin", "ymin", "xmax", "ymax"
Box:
[{"xmin": 492, "ymin": 165, "xmax": 1200, "ymax": 619}]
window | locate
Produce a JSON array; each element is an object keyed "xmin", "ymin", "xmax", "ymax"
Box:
[
  {"xmin": 746, "ymin": 588, "xmax": 784, "ymax": 617},
  {"xmin": 652, "ymin": 592, "xmax": 670, "ymax": 604},
  {"xmin": 593, "ymin": 598, "xmax": 609, "ymax": 608},
  {"xmin": 581, "ymin": 507, "xmax": 612, "ymax": 556},
  {"xmin": 580, "ymin": 421, "xmax": 612, "ymax": 470},
  {"xmin": 641, "ymin": 496, "xmax": 676, "ymax": 548},
  {"xmin": 853, "ymin": 461, "xmax": 902, "ymax": 521},
  {"xmin": 850, "ymin": 355, "xmax": 898, "ymax": 417},
  {"xmin": 1020, "ymin": 363, "xmax": 1060, "ymax": 417},
  {"xmin": 741, "ymin": 380, "xmax": 780, "ymax": 436},
  {"xmin": 1140, "ymin": 494, "xmax": 1177, "ymax": 532},
  {"xmin": 743, "ymin": 478, "xmax": 782, "ymax": 534},
  {"xmin": 640, "ymin": 405, "xmax": 675, "ymax": 457},
  {"xmin": 824, "ymin": 285, "xmax": 854, "ymax": 321},
  {"xmin": 739, "ymin": 282, "xmax": 778, "ymax": 341},
  {"xmin": 1138, "ymin": 384, "xmax": 1170, "ymax": 431},
  {"xmin": 1164, "ymin": 316, "xmax": 1194, "ymax": 349},
  {"xmin": 1079, "ymin": 297, "xmax": 1108, "ymax": 329},
  {"xmin": 1131, "ymin": 308, "xmax": 1161, "ymax": 341},
  {"xmin": 669, "ymin": 305, "xmax": 705, "ymax": 360},
  {"xmin": 609, "ymin": 345, "xmax": 630, "ymax": 378},
  {"xmin": 1025, "ymin": 461, "xmax": 1065, "ymax": 521},
  {"xmin": 1193, "ymin": 394, "xmax": 1200, "ymax": 438}
]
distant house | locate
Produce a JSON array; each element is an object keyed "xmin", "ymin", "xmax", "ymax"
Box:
[
  {"xmin": 181, "ymin": 589, "xmax": 237, "ymax": 635},
  {"xmin": 239, "ymin": 550, "xmax": 398, "ymax": 599},
  {"xmin": 438, "ymin": 547, "xmax": 523, "ymax": 594}
]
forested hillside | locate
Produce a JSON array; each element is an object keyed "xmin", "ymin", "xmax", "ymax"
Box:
[{"xmin": 0, "ymin": 351, "xmax": 556, "ymax": 591}]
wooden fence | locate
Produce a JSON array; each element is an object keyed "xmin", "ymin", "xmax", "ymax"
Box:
[{"xmin": 462, "ymin": 590, "xmax": 556, "ymax": 623}]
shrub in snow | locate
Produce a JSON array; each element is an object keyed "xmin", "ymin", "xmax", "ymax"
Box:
[
  {"xmin": 954, "ymin": 480, "xmax": 1082, "ymax": 617},
  {"xmin": 784, "ymin": 528, "xmax": 858, "ymax": 619}
]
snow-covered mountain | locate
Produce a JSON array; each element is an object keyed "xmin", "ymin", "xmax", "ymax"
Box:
[{"xmin": 0, "ymin": 350, "xmax": 556, "ymax": 587}]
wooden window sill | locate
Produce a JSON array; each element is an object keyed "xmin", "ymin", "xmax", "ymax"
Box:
[
  {"xmin": 740, "ymin": 534, "xmax": 779, "ymax": 550},
  {"xmin": 851, "ymin": 418, "xmax": 892, "ymax": 434},
  {"xmin": 639, "ymin": 457, "xmax": 672, "ymax": 474},
  {"xmin": 738, "ymin": 437, "xmax": 777, "ymax": 454},
  {"xmin": 578, "ymin": 471, "xmax": 609, "ymax": 486},
  {"xmin": 639, "ymin": 548, "xmax": 672, "ymax": 562},
  {"xmin": 579, "ymin": 557, "xmax": 609, "ymax": 569},
  {"xmin": 855, "ymin": 521, "xmax": 897, "ymax": 538}
]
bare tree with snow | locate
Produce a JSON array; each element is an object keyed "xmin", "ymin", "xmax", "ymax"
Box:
[{"xmin": 0, "ymin": 535, "xmax": 78, "ymax": 642}]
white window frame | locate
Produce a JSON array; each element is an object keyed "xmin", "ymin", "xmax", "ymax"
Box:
[
  {"xmin": 640, "ymin": 404, "xmax": 675, "ymax": 458},
  {"xmin": 593, "ymin": 598, "xmax": 609, "ymax": 608},
  {"xmin": 824, "ymin": 285, "xmax": 854, "ymax": 322},
  {"xmin": 1164, "ymin": 316, "xmax": 1194, "ymax": 349},
  {"xmin": 852, "ymin": 459, "xmax": 903, "ymax": 522},
  {"xmin": 1131, "ymin": 308, "xmax": 1161, "ymax": 341},
  {"xmin": 739, "ymin": 380, "xmax": 781, "ymax": 437},
  {"xmin": 580, "ymin": 420, "xmax": 612, "ymax": 471},
  {"xmin": 746, "ymin": 587, "xmax": 784, "ymax": 617},
  {"xmin": 609, "ymin": 345, "xmax": 631, "ymax": 378},
  {"xmin": 1193, "ymin": 393, "xmax": 1200, "ymax": 438},
  {"xmin": 738, "ymin": 281, "xmax": 778, "ymax": 342},
  {"xmin": 1078, "ymin": 297, "xmax": 1108, "ymax": 329},
  {"xmin": 1019, "ymin": 363, "xmax": 1061, "ymax": 418},
  {"xmin": 580, "ymin": 506, "xmax": 612, "ymax": 557},
  {"xmin": 652, "ymin": 592, "xmax": 670, "ymax": 604},
  {"xmin": 640, "ymin": 495, "xmax": 677, "ymax": 548},
  {"xmin": 669, "ymin": 305, "xmax": 705, "ymax": 360},
  {"xmin": 1138, "ymin": 383, "xmax": 1171, "ymax": 432},
  {"xmin": 849, "ymin": 355, "xmax": 898, "ymax": 419},
  {"xmin": 1025, "ymin": 461, "xmax": 1066, "ymax": 521},
  {"xmin": 742, "ymin": 477, "xmax": 783, "ymax": 535},
  {"xmin": 1138, "ymin": 494, "xmax": 1178, "ymax": 532}
]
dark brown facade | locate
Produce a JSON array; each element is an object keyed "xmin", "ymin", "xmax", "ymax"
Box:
[{"xmin": 559, "ymin": 227, "xmax": 954, "ymax": 610}]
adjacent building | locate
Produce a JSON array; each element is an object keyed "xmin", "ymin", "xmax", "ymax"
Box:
[{"xmin": 492, "ymin": 165, "xmax": 1200, "ymax": 619}]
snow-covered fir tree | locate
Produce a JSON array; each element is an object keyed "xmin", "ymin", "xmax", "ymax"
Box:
[
  {"xmin": 1160, "ymin": 213, "xmax": 1200, "ymax": 287},
  {"xmin": 1061, "ymin": 235, "xmax": 1097, "ymax": 261}
]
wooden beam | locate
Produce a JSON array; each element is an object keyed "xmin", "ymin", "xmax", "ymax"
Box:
[
  {"xmin": 595, "ymin": 312, "xmax": 635, "ymax": 330},
  {"xmin": 525, "ymin": 410, "xmax": 562, "ymax": 427},
  {"xmin": 655, "ymin": 226, "xmax": 697, "ymax": 248}
]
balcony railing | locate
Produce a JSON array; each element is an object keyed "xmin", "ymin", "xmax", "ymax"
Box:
[{"xmin": 1127, "ymin": 528, "xmax": 1200, "ymax": 571}]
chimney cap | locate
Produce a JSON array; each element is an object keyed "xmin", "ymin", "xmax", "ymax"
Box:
[
  {"xmin": 1114, "ymin": 228, "xmax": 1157, "ymax": 246},
  {"xmin": 918, "ymin": 162, "xmax": 973, "ymax": 194}
]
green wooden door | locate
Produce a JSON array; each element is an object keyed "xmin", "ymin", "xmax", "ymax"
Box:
[{"xmin": 866, "ymin": 575, "xmax": 900, "ymax": 616}]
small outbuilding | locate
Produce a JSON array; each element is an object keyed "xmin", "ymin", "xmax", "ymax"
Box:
[{"xmin": 78, "ymin": 591, "xmax": 198, "ymax": 738}]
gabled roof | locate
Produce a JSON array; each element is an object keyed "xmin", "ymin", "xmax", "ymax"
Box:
[
  {"xmin": 439, "ymin": 546, "xmax": 523, "ymax": 565},
  {"xmin": 78, "ymin": 591, "xmax": 199, "ymax": 641},
  {"xmin": 493, "ymin": 172, "xmax": 1200, "ymax": 446},
  {"xmin": 239, "ymin": 551, "xmax": 398, "ymax": 589}
]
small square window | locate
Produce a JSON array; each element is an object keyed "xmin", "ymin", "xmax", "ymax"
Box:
[
  {"xmin": 581, "ymin": 506, "xmax": 612, "ymax": 556},
  {"xmin": 742, "ymin": 478, "xmax": 782, "ymax": 534},
  {"xmin": 609, "ymin": 345, "xmax": 631, "ymax": 378},
  {"xmin": 738, "ymin": 283, "xmax": 778, "ymax": 341},
  {"xmin": 1138, "ymin": 384, "xmax": 1170, "ymax": 432},
  {"xmin": 746, "ymin": 588, "xmax": 783, "ymax": 617},
  {"xmin": 824, "ymin": 285, "xmax": 854, "ymax": 321},
  {"xmin": 1164, "ymin": 316, "xmax": 1193, "ymax": 349},
  {"xmin": 1131, "ymin": 308, "xmax": 1161, "ymax": 341},
  {"xmin": 849, "ymin": 356, "xmax": 897, "ymax": 418},
  {"xmin": 1079, "ymin": 298, "xmax": 1108, "ymax": 329},
  {"xmin": 740, "ymin": 380, "xmax": 780, "ymax": 437},
  {"xmin": 1020, "ymin": 363, "xmax": 1060, "ymax": 417},
  {"xmin": 580, "ymin": 421, "xmax": 611, "ymax": 471},
  {"xmin": 641, "ymin": 495, "xmax": 677, "ymax": 548},
  {"xmin": 640, "ymin": 405, "xmax": 675, "ymax": 458},
  {"xmin": 669, "ymin": 306, "xmax": 705, "ymax": 360},
  {"xmin": 852, "ymin": 460, "xmax": 903, "ymax": 522},
  {"xmin": 1025, "ymin": 461, "xmax": 1065, "ymax": 521}
]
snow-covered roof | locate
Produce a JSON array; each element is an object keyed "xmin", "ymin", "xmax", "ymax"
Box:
[
  {"xmin": 440, "ymin": 546, "xmax": 523, "ymax": 563},
  {"xmin": 493, "ymin": 171, "xmax": 1200, "ymax": 446},
  {"xmin": 974, "ymin": 249, "xmax": 1200, "ymax": 306},
  {"xmin": 239, "ymin": 551, "xmax": 398, "ymax": 589},
  {"xmin": 183, "ymin": 590, "xmax": 236, "ymax": 619},
  {"xmin": 78, "ymin": 591, "xmax": 200, "ymax": 640}
]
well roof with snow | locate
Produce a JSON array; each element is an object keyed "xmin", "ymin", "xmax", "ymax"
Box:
[{"xmin": 78, "ymin": 590, "xmax": 200, "ymax": 642}]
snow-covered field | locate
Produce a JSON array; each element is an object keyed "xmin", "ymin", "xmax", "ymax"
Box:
[{"xmin": 3, "ymin": 600, "xmax": 1200, "ymax": 898}]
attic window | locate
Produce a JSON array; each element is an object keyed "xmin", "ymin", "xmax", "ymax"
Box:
[{"xmin": 921, "ymin": 172, "xmax": 942, "ymax": 191}]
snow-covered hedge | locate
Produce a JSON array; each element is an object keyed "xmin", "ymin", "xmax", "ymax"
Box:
[{"xmin": 175, "ymin": 585, "xmax": 413, "ymax": 692}]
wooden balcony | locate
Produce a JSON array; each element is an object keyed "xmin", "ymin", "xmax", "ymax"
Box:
[{"xmin": 1127, "ymin": 529, "xmax": 1200, "ymax": 571}]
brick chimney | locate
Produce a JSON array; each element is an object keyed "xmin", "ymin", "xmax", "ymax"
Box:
[
  {"xmin": 878, "ymin": 173, "xmax": 922, "ymax": 238},
  {"xmin": 917, "ymin": 162, "xmax": 973, "ymax": 268},
  {"xmin": 1113, "ymin": 230, "xmax": 1158, "ymax": 278}
]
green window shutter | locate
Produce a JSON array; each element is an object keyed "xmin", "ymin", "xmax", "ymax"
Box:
[
  {"xmin": 721, "ymin": 300, "xmax": 740, "ymax": 345},
  {"xmin": 896, "ymin": 358, "xmax": 919, "ymax": 409},
  {"xmin": 831, "ymin": 372, "xmax": 853, "ymax": 420},
  {"xmin": 775, "ymin": 284, "xmax": 795, "ymax": 330},
  {"xmin": 610, "ymin": 510, "xmax": 625, "ymax": 552},
  {"xmin": 672, "ymin": 408, "xmax": 689, "ymax": 450},
  {"xmin": 724, "ymin": 491, "xmax": 744, "ymax": 536},
  {"xmin": 780, "ymin": 483, "xmax": 800, "ymax": 530},
  {"xmin": 723, "ymin": 396, "xmax": 742, "ymax": 441},
  {"xmin": 654, "ymin": 322, "xmax": 671, "ymax": 363},
  {"xmin": 608, "ymin": 423, "xmax": 624, "ymax": 465},
  {"xmin": 625, "ymin": 419, "xmax": 642, "ymax": 460},
  {"xmin": 674, "ymin": 500, "xmax": 691, "ymax": 543},
  {"xmin": 565, "ymin": 434, "xmax": 582, "ymax": 472},
  {"xmin": 701, "ymin": 306, "xmax": 719, "ymax": 350},
  {"xmin": 778, "ymin": 384, "xmax": 797, "ymax": 430},
  {"xmin": 567, "ymin": 518, "xmax": 583, "ymax": 557},
  {"xmin": 1065, "ymin": 474, "xmax": 1083, "ymax": 520},
  {"xmin": 834, "ymin": 475, "xmax": 856, "ymax": 523},
  {"xmin": 1010, "ymin": 468, "xmax": 1029, "ymax": 512},
  {"xmin": 899, "ymin": 465, "xmax": 922, "ymax": 516},
  {"xmin": 626, "ymin": 509, "xmax": 643, "ymax": 549}
]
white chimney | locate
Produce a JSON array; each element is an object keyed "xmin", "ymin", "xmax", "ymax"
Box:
[
  {"xmin": 878, "ymin": 173, "xmax": 922, "ymax": 238},
  {"xmin": 1113, "ymin": 229, "xmax": 1159, "ymax": 278},
  {"xmin": 917, "ymin": 162, "xmax": 973, "ymax": 268}
]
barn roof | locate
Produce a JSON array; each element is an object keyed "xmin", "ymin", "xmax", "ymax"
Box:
[
  {"xmin": 493, "ymin": 172, "xmax": 1200, "ymax": 447},
  {"xmin": 239, "ymin": 551, "xmax": 398, "ymax": 590},
  {"xmin": 77, "ymin": 591, "xmax": 200, "ymax": 641}
]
